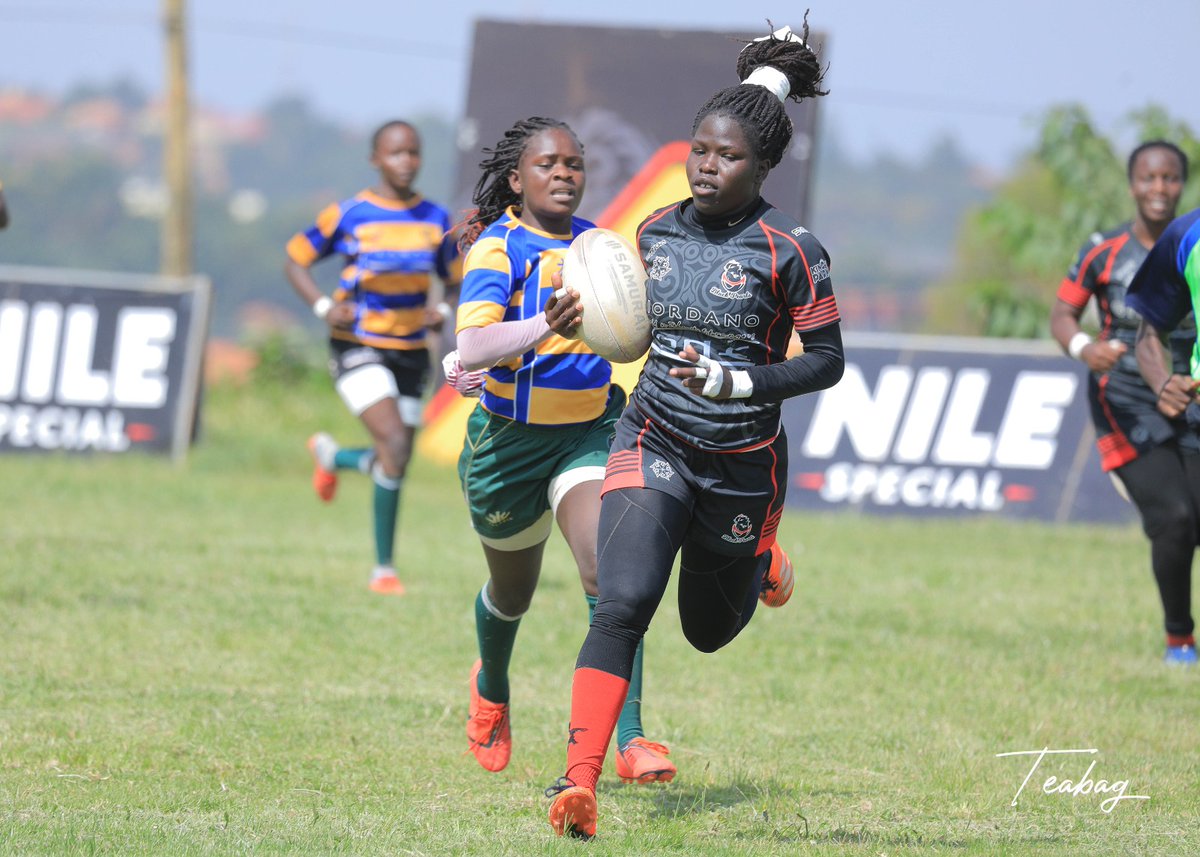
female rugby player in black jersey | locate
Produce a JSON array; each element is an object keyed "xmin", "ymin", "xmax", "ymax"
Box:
[
  {"xmin": 545, "ymin": 16, "xmax": 845, "ymax": 838},
  {"xmin": 1050, "ymin": 141, "xmax": 1194, "ymax": 664}
]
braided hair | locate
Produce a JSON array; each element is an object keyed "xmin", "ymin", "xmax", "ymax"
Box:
[
  {"xmin": 1127, "ymin": 139, "xmax": 1189, "ymax": 183},
  {"xmin": 693, "ymin": 13, "xmax": 828, "ymax": 168},
  {"xmin": 460, "ymin": 116, "xmax": 583, "ymax": 249}
]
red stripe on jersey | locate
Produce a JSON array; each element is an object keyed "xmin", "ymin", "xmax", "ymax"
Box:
[
  {"xmin": 636, "ymin": 204, "xmax": 679, "ymax": 250},
  {"xmin": 761, "ymin": 222, "xmax": 817, "ymax": 303},
  {"xmin": 1062, "ymin": 233, "xmax": 1126, "ymax": 310},
  {"xmin": 754, "ymin": 441, "xmax": 784, "ymax": 556},
  {"xmin": 791, "ymin": 295, "xmax": 840, "ymax": 331},
  {"xmin": 602, "ymin": 426, "xmax": 650, "ymax": 495},
  {"xmin": 761, "ymin": 222, "xmax": 841, "ymax": 331},
  {"xmin": 1099, "ymin": 233, "xmax": 1128, "ymax": 282},
  {"xmin": 1095, "ymin": 374, "xmax": 1138, "ymax": 471},
  {"xmin": 1098, "ymin": 294, "xmax": 1114, "ymax": 340},
  {"xmin": 1055, "ymin": 276, "xmax": 1091, "ymax": 309},
  {"xmin": 1098, "ymin": 433, "xmax": 1138, "ymax": 471},
  {"xmin": 756, "ymin": 224, "xmax": 789, "ymax": 362}
]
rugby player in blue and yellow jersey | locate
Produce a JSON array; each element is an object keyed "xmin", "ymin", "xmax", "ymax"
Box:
[
  {"xmin": 454, "ymin": 117, "xmax": 674, "ymax": 785},
  {"xmin": 1127, "ymin": 201, "xmax": 1200, "ymax": 665},
  {"xmin": 1051, "ymin": 141, "xmax": 1197, "ymax": 665},
  {"xmin": 285, "ymin": 120, "xmax": 460, "ymax": 596}
]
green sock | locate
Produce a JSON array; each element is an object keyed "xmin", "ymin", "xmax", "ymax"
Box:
[
  {"xmin": 371, "ymin": 469, "xmax": 401, "ymax": 566},
  {"xmin": 476, "ymin": 587, "xmax": 521, "ymax": 703},
  {"xmin": 587, "ymin": 594, "xmax": 646, "ymax": 747},
  {"xmin": 334, "ymin": 448, "xmax": 371, "ymax": 471}
]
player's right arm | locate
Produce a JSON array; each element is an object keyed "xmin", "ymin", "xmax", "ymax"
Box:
[
  {"xmin": 1051, "ymin": 237, "xmax": 1124, "ymax": 371},
  {"xmin": 455, "ymin": 235, "xmax": 555, "ymax": 371},
  {"xmin": 284, "ymin": 202, "xmax": 354, "ymax": 329}
]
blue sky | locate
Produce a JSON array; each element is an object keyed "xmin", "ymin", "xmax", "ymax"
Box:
[{"xmin": 2, "ymin": 0, "xmax": 1197, "ymax": 170}]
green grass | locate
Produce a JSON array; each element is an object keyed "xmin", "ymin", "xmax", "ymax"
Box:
[{"xmin": 2, "ymin": 378, "xmax": 1198, "ymax": 855}]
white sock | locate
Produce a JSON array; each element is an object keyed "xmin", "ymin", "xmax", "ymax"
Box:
[{"xmin": 311, "ymin": 432, "xmax": 338, "ymax": 471}]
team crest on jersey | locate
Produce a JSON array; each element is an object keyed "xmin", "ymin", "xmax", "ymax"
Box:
[
  {"xmin": 809, "ymin": 258, "xmax": 830, "ymax": 283},
  {"xmin": 650, "ymin": 459, "xmax": 675, "ymax": 481},
  {"xmin": 647, "ymin": 255, "xmax": 672, "ymax": 282},
  {"xmin": 485, "ymin": 510, "xmax": 512, "ymax": 527},
  {"xmin": 721, "ymin": 513, "xmax": 755, "ymax": 544},
  {"xmin": 710, "ymin": 259, "xmax": 752, "ymax": 300}
]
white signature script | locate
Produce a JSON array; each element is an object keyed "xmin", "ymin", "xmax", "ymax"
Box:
[{"xmin": 995, "ymin": 747, "xmax": 1149, "ymax": 814}]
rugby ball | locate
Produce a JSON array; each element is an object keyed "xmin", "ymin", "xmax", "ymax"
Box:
[{"xmin": 561, "ymin": 228, "xmax": 651, "ymax": 363}]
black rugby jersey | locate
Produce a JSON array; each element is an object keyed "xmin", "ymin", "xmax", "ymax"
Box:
[
  {"xmin": 1058, "ymin": 222, "xmax": 1194, "ymax": 379},
  {"xmin": 631, "ymin": 198, "xmax": 839, "ymax": 452}
]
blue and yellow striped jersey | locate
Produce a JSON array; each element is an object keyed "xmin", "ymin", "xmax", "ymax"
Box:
[
  {"xmin": 457, "ymin": 207, "xmax": 610, "ymax": 426},
  {"xmin": 286, "ymin": 190, "xmax": 460, "ymax": 350}
]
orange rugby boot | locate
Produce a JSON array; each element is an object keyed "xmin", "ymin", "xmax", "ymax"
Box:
[
  {"xmin": 368, "ymin": 566, "xmax": 406, "ymax": 596},
  {"xmin": 759, "ymin": 543, "xmax": 794, "ymax": 608},
  {"xmin": 466, "ymin": 659, "xmax": 511, "ymax": 772},
  {"xmin": 306, "ymin": 432, "xmax": 338, "ymax": 502},
  {"xmin": 615, "ymin": 737, "xmax": 676, "ymax": 784},
  {"xmin": 546, "ymin": 779, "xmax": 597, "ymax": 839}
]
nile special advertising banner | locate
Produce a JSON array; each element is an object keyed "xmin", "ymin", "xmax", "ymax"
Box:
[
  {"xmin": 781, "ymin": 333, "xmax": 1136, "ymax": 524},
  {"xmin": 0, "ymin": 265, "xmax": 211, "ymax": 460}
]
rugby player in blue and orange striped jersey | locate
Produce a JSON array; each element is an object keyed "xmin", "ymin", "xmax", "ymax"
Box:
[
  {"xmin": 285, "ymin": 120, "xmax": 460, "ymax": 595},
  {"xmin": 454, "ymin": 117, "xmax": 674, "ymax": 786}
]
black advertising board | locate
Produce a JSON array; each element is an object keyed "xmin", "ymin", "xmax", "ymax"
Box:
[
  {"xmin": 0, "ymin": 265, "xmax": 211, "ymax": 461},
  {"xmin": 453, "ymin": 20, "xmax": 822, "ymax": 225},
  {"xmin": 782, "ymin": 333, "xmax": 1135, "ymax": 524}
]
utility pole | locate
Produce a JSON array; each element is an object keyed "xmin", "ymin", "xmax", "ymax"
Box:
[{"xmin": 161, "ymin": 0, "xmax": 192, "ymax": 276}]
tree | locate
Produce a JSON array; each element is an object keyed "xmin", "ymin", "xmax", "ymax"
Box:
[{"xmin": 925, "ymin": 104, "xmax": 1200, "ymax": 338}]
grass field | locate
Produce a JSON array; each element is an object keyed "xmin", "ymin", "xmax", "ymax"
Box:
[{"xmin": 2, "ymin": 377, "xmax": 1199, "ymax": 856}]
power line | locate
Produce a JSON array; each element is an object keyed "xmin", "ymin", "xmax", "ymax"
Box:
[
  {"xmin": 0, "ymin": 3, "xmax": 1059, "ymax": 122},
  {"xmin": 0, "ymin": 3, "xmax": 463, "ymax": 60}
]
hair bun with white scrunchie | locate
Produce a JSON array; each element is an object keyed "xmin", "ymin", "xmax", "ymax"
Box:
[
  {"xmin": 734, "ymin": 14, "xmax": 827, "ymax": 106},
  {"xmin": 741, "ymin": 25, "xmax": 808, "ymax": 103}
]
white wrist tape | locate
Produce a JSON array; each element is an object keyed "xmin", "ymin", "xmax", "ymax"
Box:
[
  {"xmin": 312, "ymin": 296, "xmax": 333, "ymax": 321},
  {"xmin": 690, "ymin": 353, "xmax": 723, "ymax": 396},
  {"xmin": 728, "ymin": 370, "xmax": 754, "ymax": 399},
  {"xmin": 691, "ymin": 355, "xmax": 753, "ymax": 399},
  {"xmin": 1068, "ymin": 331, "xmax": 1092, "ymax": 361}
]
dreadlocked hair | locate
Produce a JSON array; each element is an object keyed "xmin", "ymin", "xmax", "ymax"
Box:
[
  {"xmin": 460, "ymin": 116, "xmax": 582, "ymax": 250},
  {"xmin": 693, "ymin": 12, "xmax": 828, "ymax": 168}
]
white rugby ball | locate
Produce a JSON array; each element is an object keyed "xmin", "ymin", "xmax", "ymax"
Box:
[{"xmin": 561, "ymin": 228, "xmax": 651, "ymax": 363}]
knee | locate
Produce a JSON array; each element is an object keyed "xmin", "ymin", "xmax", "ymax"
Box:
[
  {"xmin": 1142, "ymin": 499, "xmax": 1195, "ymax": 542},
  {"xmin": 680, "ymin": 619, "xmax": 731, "ymax": 654},
  {"xmin": 592, "ymin": 592, "xmax": 652, "ymax": 640},
  {"xmin": 377, "ymin": 433, "xmax": 411, "ymax": 476},
  {"xmin": 577, "ymin": 562, "xmax": 599, "ymax": 597},
  {"xmin": 487, "ymin": 579, "xmax": 536, "ymax": 618}
]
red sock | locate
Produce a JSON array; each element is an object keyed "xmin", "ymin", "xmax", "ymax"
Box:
[
  {"xmin": 1167, "ymin": 634, "xmax": 1196, "ymax": 648},
  {"xmin": 563, "ymin": 667, "xmax": 629, "ymax": 793}
]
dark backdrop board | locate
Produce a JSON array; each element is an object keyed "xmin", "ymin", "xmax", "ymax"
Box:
[
  {"xmin": 781, "ymin": 333, "xmax": 1137, "ymax": 524},
  {"xmin": 453, "ymin": 20, "xmax": 823, "ymax": 224},
  {"xmin": 0, "ymin": 265, "xmax": 211, "ymax": 461}
]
